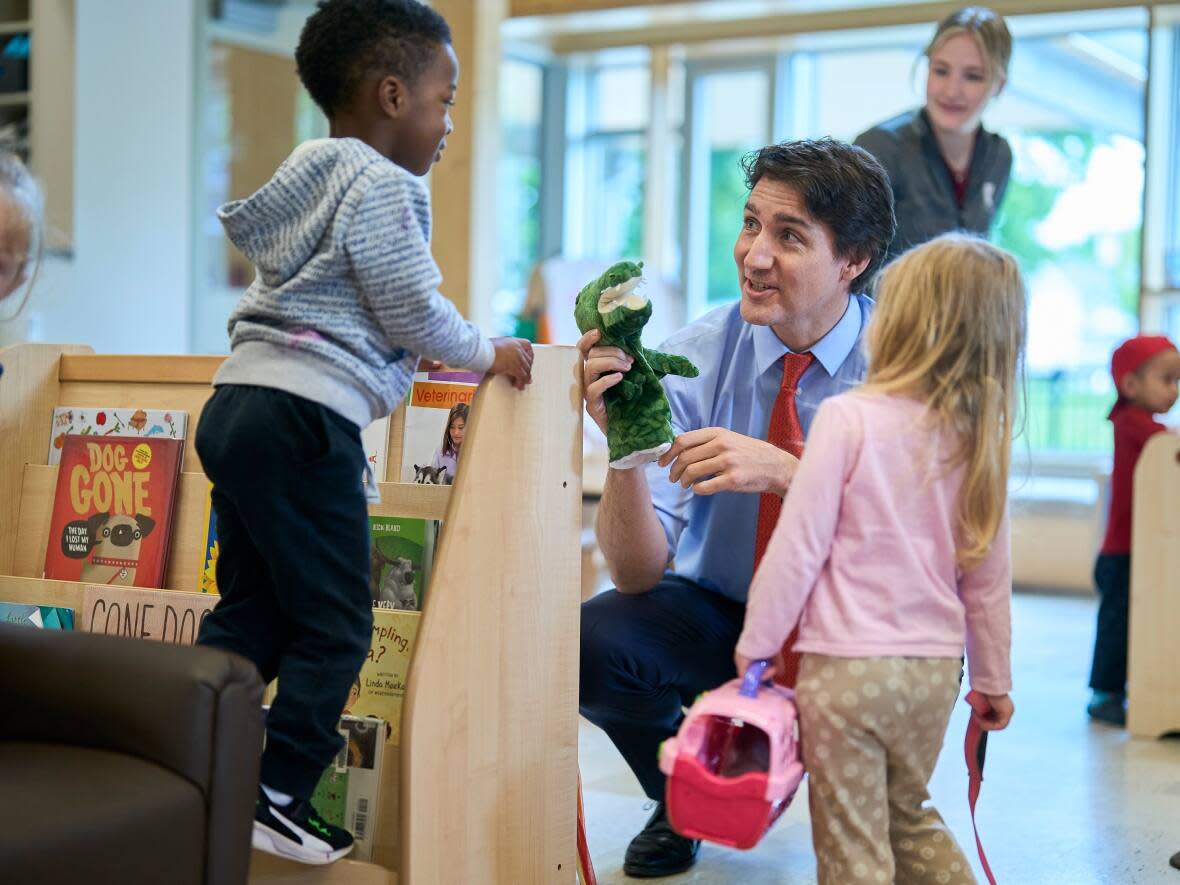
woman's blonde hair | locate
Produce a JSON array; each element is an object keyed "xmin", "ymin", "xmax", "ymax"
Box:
[
  {"xmin": 0, "ymin": 152, "xmax": 43, "ymax": 318},
  {"xmin": 865, "ymin": 233, "xmax": 1026, "ymax": 569},
  {"xmin": 925, "ymin": 6, "xmax": 1012, "ymax": 86}
]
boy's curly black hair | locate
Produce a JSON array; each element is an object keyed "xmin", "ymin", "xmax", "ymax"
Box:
[{"xmin": 295, "ymin": 0, "xmax": 452, "ymax": 118}]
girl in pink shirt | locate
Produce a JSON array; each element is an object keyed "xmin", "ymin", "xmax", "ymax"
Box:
[{"xmin": 735, "ymin": 233, "xmax": 1025, "ymax": 885}]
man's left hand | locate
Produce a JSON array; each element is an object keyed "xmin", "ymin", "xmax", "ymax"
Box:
[{"xmin": 658, "ymin": 427, "xmax": 799, "ymax": 496}]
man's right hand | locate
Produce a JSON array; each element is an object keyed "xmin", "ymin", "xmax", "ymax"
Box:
[{"xmin": 578, "ymin": 328, "xmax": 632, "ymax": 436}]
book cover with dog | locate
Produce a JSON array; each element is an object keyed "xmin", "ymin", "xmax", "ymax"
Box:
[
  {"xmin": 43, "ymin": 434, "xmax": 184, "ymax": 588},
  {"xmin": 47, "ymin": 407, "xmax": 187, "ymax": 466},
  {"xmin": 369, "ymin": 515, "xmax": 435, "ymax": 611},
  {"xmin": 309, "ymin": 714, "xmax": 386, "ymax": 861},
  {"xmin": 399, "ymin": 371, "xmax": 481, "ymax": 485}
]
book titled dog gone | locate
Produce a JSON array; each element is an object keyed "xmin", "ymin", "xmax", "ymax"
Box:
[{"xmin": 43, "ymin": 434, "xmax": 184, "ymax": 588}]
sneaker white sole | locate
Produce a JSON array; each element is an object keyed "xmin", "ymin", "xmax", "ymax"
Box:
[{"xmin": 252, "ymin": 820, "xmax": 353, "ymax": 865}]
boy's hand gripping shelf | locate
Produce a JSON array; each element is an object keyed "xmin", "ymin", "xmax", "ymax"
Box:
[{"xmin": 658, "ymin": 660, "xmax": 805, "ymax": 850}]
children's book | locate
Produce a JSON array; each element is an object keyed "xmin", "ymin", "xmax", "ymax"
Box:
[
  {"xmin": 351, "ymin": 608, "xmax": 419, "ymax": 746},
  {"xmin": 0, "ymin": 602, "xmax": 75, "ymax": 630},
  {"xmin": 369, "ymin": 515, "xmax": 435, "ymax": 612},
  {"xmin": 400, "ymin": 371, "xmax": 481, "ymax": 485},
  {"xmin": 80, "ymin": 585, "xmax": 218, "ymax": 644},
  {"xmin": 196, "ymin": 481, "xmax": 219, "ymax": 594},
  {"xmin": 44, "ymin": 435, "xmax": 184, "ymax": 588},
  {"xmin": 309, "ymin": 714, "xmax": 386, "ymax": 861},
  {"xmin": 47, "ymin": 407, "xmax": 187, "ymax": 466},
  {"xmin": 361, "ymin": 417, "xmax": 390, "ymax": 484}
]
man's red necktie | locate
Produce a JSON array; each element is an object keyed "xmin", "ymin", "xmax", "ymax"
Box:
[{"xmin": 753, "ymin": 351, "xmax": 813, "ymax": 688}]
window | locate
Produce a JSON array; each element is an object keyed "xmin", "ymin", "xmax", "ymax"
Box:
[
  {"xmin": 497, "ymin": 57, "xmax": 545, "ymax": 330},
  {"xmin": 683, "ymin": 62, "xmax": 774, "ymax": 319},
  {"xmin": 563, "ymin": 53, "xmax": 650, "ymax": 261}
]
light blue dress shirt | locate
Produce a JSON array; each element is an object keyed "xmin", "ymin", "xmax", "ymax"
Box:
[{"xmin": 647, "ymin": 294, "xmax": 873, "ymax": 602}]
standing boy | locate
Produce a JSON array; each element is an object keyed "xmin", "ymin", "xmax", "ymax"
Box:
[
  {"xmin": 196, "ymin": 0, "xmax": 533, "ymax": 865},
  {"xmin": 1088, "ymin": 334, "xmax": 1179, "ymax": 725}
]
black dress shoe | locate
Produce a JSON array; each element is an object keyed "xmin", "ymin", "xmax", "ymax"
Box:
[
  {"xmin": 623, "ymin": 801, "xmax": 700, "ymax": 878},
  {"xmin": 1169, "ymin": 849, "xmax": 1180, "ymax": 871}
]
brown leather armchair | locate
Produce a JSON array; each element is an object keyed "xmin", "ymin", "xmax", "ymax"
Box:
[{"xmin": 0, "ymin": 623, "xmax": 264, "ymax": 885}]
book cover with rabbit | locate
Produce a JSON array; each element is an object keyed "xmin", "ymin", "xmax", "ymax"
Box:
[{"xmin": 43, "ymin": 434, "xmax": 184, "ymax": 588}]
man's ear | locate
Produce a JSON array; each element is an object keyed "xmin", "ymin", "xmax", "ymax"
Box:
[
  {"xmin": 841, "ymin": 252, "xmax": 871, "ymax": 286},
  {"xmin": 377, "ymin": 74, "xmax": 408, "ymax": 118},
  {"xmin": 991, "ymin": 74, "xmax": 1006, "ymax": 99}
]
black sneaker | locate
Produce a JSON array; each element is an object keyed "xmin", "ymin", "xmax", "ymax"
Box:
[
  {"xmin": 1086, "ymin": 691, "xmax": 1126, "ymax": 726},
  {"xmin": 252, "ymin": 787, "xmax": 354, "ymax": 865},
  {"xmin": 622, "ymin": 801, "xmax": 700, "ymax": 878}
]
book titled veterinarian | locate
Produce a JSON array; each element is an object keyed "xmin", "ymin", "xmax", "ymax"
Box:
[
  {"xmin": 80, "ymin": 585, "xmax": 218, "ymax": 644},
  {"xmin": 47, "ymin": 406, "xmax": 187, "ymax": 466},
  {"xmin": 43, "ymin": 434, "xmax": 184, "ymax": 588},
  {"xmin": 352, "ymin": 608, "xmax": 419, "ymax": 746},
  {"xmin": 369, "ymin": 515, "xmax": 435, "ymax": 611},
  {"xmin": 399, "ymin": 371, "xmax": 481, "ymax": 485},
  {"xmin": 0, "ymin": 602, "xmax": 75, "ymax": 630},
  {"xmin": 309, "ymin": 714, "xmax": 386, "ymax": 861}
]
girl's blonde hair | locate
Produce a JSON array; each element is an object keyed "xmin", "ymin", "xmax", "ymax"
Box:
[
  {"xmin": 0, "ymin": 152, "xmax": 44, "ymax": 318},
  {"xmin": 925, "ymin": 6, "xmax": 1012, "ymax": 86},
  {"xmin": 865, "ymin": 233, "xmax": 1026, "ymax": 569}
]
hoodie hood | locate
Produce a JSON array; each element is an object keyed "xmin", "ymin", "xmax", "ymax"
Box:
[{"xmin": 217, "ymin": 138, "xmax": 381, "ymax": 287}]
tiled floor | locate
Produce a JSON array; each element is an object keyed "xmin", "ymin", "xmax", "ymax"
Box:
[{"xmin": 579, "ymin": 592, "xmax": 1180, "ymax": 884}]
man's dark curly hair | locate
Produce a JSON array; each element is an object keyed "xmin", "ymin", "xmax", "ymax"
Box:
[
  {"xmin": 295, "ymin": 0, "xmax": 452, "ymax": 118},
  {"xmin": 741, "ymin": 138, "xmax": 896, "ymax": 292}
]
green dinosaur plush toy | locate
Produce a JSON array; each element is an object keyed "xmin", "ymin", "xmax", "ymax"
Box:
[{"xmin": 575, "ymin": 260, "xmax": 699, "ymax": 469}]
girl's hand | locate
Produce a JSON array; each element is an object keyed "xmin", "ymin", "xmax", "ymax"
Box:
[
  {"xmin": 972, "ymin": 693, "xmax": 1014, "ymax": 731},
  {"xmin": 734, "ymin": 651, "xmax": 783, "ymax": 684}
]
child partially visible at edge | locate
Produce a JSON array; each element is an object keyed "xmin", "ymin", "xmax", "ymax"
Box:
[
  {"xmin": 194, "ymin": 0, "xmax": 532, "ymax": 867},
  {"xmin": 1086, "ymin": 334, "xmax": 1179, "ymax": 727},
  {"xmin": 736, "ymin": 234, "xmax": 1023, "ymax": 885}
]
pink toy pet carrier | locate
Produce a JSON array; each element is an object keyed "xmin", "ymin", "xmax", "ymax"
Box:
[{"xmin": 658, "ymin": 660, "xmax": 805, "ymax": 850}]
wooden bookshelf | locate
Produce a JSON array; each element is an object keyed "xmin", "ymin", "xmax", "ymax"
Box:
[
  {"xmin": 1126, "ymin": 431, "xmax": 1180, "ymax": 738},
  {"xmin": 0, "ymin": 342, "xmax": 583, "ymax": 884}
]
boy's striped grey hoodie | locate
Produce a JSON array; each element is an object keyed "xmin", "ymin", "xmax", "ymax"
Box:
[{"xmin": 213, "ymin": 137, "xmax": 494, "ymax": 430}]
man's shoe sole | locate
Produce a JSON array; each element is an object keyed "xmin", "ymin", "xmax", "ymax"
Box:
[
  {"xmin": 622, "ymin": 856, "xmax": 698, "ymax": 878},
  {"xmin": 252, "ymin": 821, "xmax": 353, "ymax": 866}
]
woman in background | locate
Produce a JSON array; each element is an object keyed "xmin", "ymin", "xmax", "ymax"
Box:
[{"xmin": 855, "ymin": 6, "xmax": 1012, "ymax": 263}]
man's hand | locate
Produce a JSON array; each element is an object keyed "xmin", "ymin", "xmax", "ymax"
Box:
[
  {"xmin": 577, "ymin": 328, "xmax": 632, "ymax": 435},
  {"xmin": 658, "ymin": 427, "xmax": 800, "ymax": 497},
  {"xmin": 489, "ymin": 337, "xmax": 534, "ymax": 390}
]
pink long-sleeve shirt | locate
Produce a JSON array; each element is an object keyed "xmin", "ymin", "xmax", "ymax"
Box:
[{"xmin": 735, "ymin": 390, "xmax": 1013, "ymax": 695}]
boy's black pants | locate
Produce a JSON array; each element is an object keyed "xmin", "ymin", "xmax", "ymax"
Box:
[
  {"xmin": 196, "ymin": 385, "xmax": 373, "ymax": 798},
  {"xmin": 1089, "ymin": 553, "xmax": 1131, "ymax": 694}
]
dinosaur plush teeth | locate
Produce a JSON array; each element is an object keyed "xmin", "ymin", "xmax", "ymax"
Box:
[{"xmin": 598, "ymin": 275, "xmax": 646, "ymax": 313}]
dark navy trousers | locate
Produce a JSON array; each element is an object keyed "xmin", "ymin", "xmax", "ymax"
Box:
[
  {"xmin": 196, "ymin": 384, "xmax": 373, "ymax": 798},
  {"xmin": 1089, "ymin": 553, "xmax": 1131, "ymax": 694},
  {"xmin": 579, "ymin": 575, "xmax": 746, "ymax": 800}
]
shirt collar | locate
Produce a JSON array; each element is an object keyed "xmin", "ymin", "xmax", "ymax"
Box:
[{"xmin": 752, "ymin": 295, "xmax": 863, "ymax": 379}]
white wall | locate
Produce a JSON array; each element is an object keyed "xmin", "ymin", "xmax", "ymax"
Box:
[{"xmin": 15, "ymin": 0, "xmax": 197, "ymax": 354}]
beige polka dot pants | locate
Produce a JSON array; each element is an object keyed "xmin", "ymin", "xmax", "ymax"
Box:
[{"xmin": 795, "ymin": 654, "xmax": 975, "ymax": 885}]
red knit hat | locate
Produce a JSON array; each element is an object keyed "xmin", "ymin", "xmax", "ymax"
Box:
[{"xmin": 1111, "ymin": 334, "xmax": 1177, "ymax": 390}]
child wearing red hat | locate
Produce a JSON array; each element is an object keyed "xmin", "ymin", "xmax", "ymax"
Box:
[{"xmin": 1088, "ymin": 334, "xmax": 1180, "ymax": 725}]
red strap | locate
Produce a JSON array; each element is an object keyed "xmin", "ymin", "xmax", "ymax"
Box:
[
  {"xmin": 576, "ymin": 771, "xmax": 598, "ymax": 885},
  {"xmin": 963, "ymin": 690, "xmax": 997, "ymax": 885}
]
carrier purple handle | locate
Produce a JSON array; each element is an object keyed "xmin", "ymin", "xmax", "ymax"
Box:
[{"xmin": 739, "ymin": 660, "xmax": 770, "ymax": 698}]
